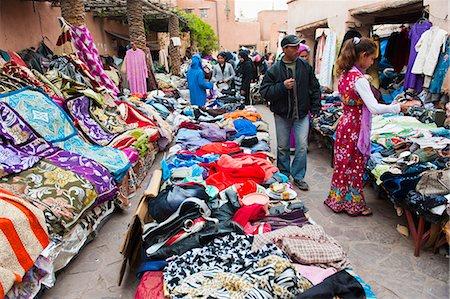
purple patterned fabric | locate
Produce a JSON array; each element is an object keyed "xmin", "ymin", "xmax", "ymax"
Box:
[
  {"xmin": 404, "ymin": 21, "xmax": 433, "ymax": 91},
  {"xmin": 70, "ymin": 26, "xmax": 119, "ymax": 95},
  {"xmin": 0, "ymin": 102, "xmax": 118, "ymax": 204},
  {"xmin": 66, "ymin": 96, "xmax": 118, "ymax": 146},
  {"xmin": 0, "ymin": 143, "xmax": 40, "ymax": 178}
]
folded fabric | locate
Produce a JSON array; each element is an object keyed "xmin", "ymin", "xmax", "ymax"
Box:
[
  {"xmin": 233, "ymin": 119, "xmax": 257, "ymax": 139},
  {"xmin": 196, "ymin": 141, "xmax": 242, "ymax": 156},
  {"xmin": 0, "ymin": 88, "xmax": 130, "ymax": 182},
  {"xmin": 148, "ymin": 183, "xmax": 210, "ymax": 223},
  {"xmin": 296, "ymin": 270, "xmax": 365, "ymax": 299},
  {"xmin": 217, "ymin": 153, "xmax": 279, "ymax": 182},
  {"xmin": 241, "ymin": 136, "xmax": 259, "ymax": 147},
  {"xmin": 0, "ymin": 188, "xmax": 49, "ymax": 298},
  {"xmin": 135, "ymin": 271, "xmax": 166, "ymax": 299},
  {"xmin": 244, "ymin": 222, "xmax": 271, "ymax": 235},
  {"xmin": 223, "ymin": 110, "xmax": 262, "ymax": 122},
  {"xmin": 294, "ymin": 264, "xmax": 337, "ymax": 285},
  {"xmin": 232, "ymin": 203, "xmax": 267, "ymax": 229},
  {"xmin": 205, "ymin": 163, "xmax": 266, "ymax": 191},
  {"xmin": 252, "ymin": 225, "xmax": 351, "ymax": 270},
  {"xmin": 0, "ymin": 102, "xmax": 118, "ymax": 205}
]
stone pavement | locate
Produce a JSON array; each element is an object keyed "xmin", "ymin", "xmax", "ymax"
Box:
[{"xmin": 44, "ymin": 105, "xmax": 449, "ymax": 299}]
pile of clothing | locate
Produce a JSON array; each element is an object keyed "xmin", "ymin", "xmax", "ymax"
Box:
[
  {"xmin": 0, "ymin": 31, "xmax": 180, "ymax": 298},
  {"xmin": 367, "ymin": 114, "xmax": 449, "ymax": 224},
  {"xmin": 135, "ymin": 101, "xmax": 376, "ymax": 299}
]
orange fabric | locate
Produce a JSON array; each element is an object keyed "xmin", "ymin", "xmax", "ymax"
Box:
[
  {"xmin": 0, "ymin": 282, "xmax": 4, "ymax": 299},
  {"xmin": 0, "ymin": 218, "xmax": 34, "ymax": 271},
  {"xmin": 223, "ymin": 110, "xmax": 262, "ymax": 122},
  {"xmin": 2, "ymin": 198, "xmax": 49, "ymax": 248}
]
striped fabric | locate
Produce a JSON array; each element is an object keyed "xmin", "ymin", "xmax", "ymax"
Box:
[{"xmin": 0, "ymin": 189, "xmax": 49, "ymax": 298}]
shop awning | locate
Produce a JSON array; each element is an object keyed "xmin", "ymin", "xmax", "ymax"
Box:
[
  {"xmin": 296, "ymin": 19, "xmax": 328, "ymax": 33},
  {"xmin": 349, "ymin": 0, "xmax": 424, "ymax": 24}
]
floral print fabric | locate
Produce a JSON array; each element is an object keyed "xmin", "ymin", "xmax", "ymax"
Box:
[
  {"xmin": 0, "ymin": 160, "xmax": 97, "ymax": 236},
  {"xmin": 325, "ymin": 71, "xmax": 368, "ymax": 215},
  {"xmin": 65, "ymin": 96, "xmax": 118, "ymax": 146},
  {"xmin": 0, "ymin": 101, "xmax": 118, "ymax": 204},
  {"xmin": 0, "ymin": 88, "xmax": 130, "ymax": 182}
]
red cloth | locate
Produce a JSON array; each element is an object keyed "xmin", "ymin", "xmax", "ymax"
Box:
[
  {"xmin": 235, "ymin": 181, "xmax": 258, "ymax": 198},
  {"xmin": 119, "ymin": 102, "xmax": 158, "ymax": 129},
  {"xmin": 135, "ymin": 271, "xmax": 166, "ymax": 299},
  {"xmin": 205, "ymin": 164, "xmax": 266, "ymax": 191},
  {"xmin": 232, "ymin": 204, "xmax": 267, "ymax": 229},
  {"xmin": 7, "ymin": 51, "xmax": 27, "ymax": 67},
  {"xmin": 178, "ymin": 121, "xmax": 201, "ymax": 131},
  {"xmin": 196, "ymin": 142, "xmax": 242, "ymax": 156},
  {"xmin": 244, "ymin": 222, "xmax": 271, "ymax": 235},
  {"xmin": 216, "ymin": 154, "xmax": 278, "ymax": 182}
]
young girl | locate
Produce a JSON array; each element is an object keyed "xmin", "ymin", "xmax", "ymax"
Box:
[{"xmin": 324, "ymin": 37, "xmax": 408, "ymax": 216}]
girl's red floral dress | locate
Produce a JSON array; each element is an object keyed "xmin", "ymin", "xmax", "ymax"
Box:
[{"xmin": 324, "ymin": 70, "xmax": 368, "ymax": 215}]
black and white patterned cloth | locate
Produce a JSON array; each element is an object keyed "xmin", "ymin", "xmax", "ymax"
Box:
[{"xmin": 163, "ymin": 233, "xmax": 312, "ymax": 298}]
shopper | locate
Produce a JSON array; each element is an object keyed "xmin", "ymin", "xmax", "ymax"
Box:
[
  {"xmin": 260, "ymin": 35, "xmax": 321, "ymax": 191},
  {"xmin": 324, "ymin": 37, "xmax": 408, "ymax": 216},
  {"xmin": 187, "ymin": 54, "xmax": 213, "ymax": 106},
  {"xmin": 235, "ymin": 51, "xmax": 254, "ymax": 105},
  {"xmin": 211, "ymin": 52, "xmax": 235, "ymax": 91}
]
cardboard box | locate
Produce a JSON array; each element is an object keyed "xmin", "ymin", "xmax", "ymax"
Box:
[{"xmin": 118, "ymin": 169, "xmax": 162, "ymax": 286}]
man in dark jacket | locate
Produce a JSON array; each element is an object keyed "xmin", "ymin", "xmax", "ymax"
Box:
[{"xmin": 260, "ymin": 35, "xmax": 321, "ymax": 191}]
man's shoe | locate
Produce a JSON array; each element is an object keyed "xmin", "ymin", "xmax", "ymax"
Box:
[{"xmin": 294, "ymin": 180, "xmax": 309, "ymax": 191}]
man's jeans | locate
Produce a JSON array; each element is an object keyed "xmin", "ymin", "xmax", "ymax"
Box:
[{"xmin": 274, "ymin": 114, "xmax": 309, "ymax": 181}]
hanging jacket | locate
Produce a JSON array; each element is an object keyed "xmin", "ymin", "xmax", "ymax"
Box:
[
  {"xmin": 187, "ymin": 54, "xmax": 213, "ymax": 106},
  {"xmin": 412, "ymin": 26, "xmax": 447, "ymax": 76}
]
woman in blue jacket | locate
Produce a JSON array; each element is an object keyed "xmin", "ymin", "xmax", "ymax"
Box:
[{"xmin": 187, "ymin": 54, "xmax": 213, "ymax": 106}]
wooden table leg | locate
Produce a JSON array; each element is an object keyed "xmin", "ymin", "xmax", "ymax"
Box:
[{"xmin": 405, "ymin": 210, "xmax": 430, "ymax": 257}]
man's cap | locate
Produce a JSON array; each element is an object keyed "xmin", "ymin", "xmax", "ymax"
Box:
[{"xmin": 281, "ymin": 35, "xmax": 301, "ymax": 48}]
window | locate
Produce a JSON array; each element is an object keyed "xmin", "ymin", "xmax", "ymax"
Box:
[
  {"xmin": 200, "ymin": 8, "xmax": 208, "ymax": 19},
  {"xmin": 184, "ymin": 8, "xmax": 193, "ymax": 14}
]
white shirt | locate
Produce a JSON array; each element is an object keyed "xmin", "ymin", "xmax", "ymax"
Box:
[{"xmin": 352, "ymin": 69, "xmax": 401, "ymax": 115}]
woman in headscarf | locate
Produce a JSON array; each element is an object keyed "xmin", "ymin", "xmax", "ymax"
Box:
[
  {"xmin": 235, "ymin": 51, "xmax": 254, "ymax": 104},
  {"xmin": 187, "ymin": 54, "xmax": 213, "ymax": 106}
]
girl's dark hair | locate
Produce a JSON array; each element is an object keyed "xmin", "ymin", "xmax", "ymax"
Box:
[
  {"xmin": 217, "ymin": 52, "xmax": 227, "ymax": 59},
  {"xmin": 336, "ymin": 37, "xmax": 377, "ymax": 75}
]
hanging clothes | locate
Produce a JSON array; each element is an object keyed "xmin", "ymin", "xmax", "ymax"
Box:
[
  {"xmin": 392, "ymin": 27, "xmax": 410, "ymax": 73},
  {"xmin": 384, "ymin": 32, "xmax": 399, "ymax": 64},
  {"xmin": 441, "ymin": 63, "xmax": 450, "ymax": 94},
  {"xmin": 70, "ymin": 26, "xmax": 120, "ymax": 95},
  {"xmin": 404, "ymin": 21, "xmax": 433, "ymax": 92},
  {"xmin": 125, "ymin": 48, "xmax": 148, "ymax": 94},
  {"xmin": 429, "ymin": 36, "xmax": 450, "ymax": 94},
  {"xmin": 315, "ymin": 32, "xmax": 326, "ymax": 76},
  {"xmin": 318, "ymin": 31, "xmax": 337, "ymax": 88},
  {"xmin": 411, "ymin": 26, "xmax": 447, "ymax": 87}
]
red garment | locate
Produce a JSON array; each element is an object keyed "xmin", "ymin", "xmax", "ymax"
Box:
[
  {"xmin": 196, "ymin": 142, "xmax": 242, "ymax": 156},
  {"xmin": 205, "ymin": 164, "xmax": 266, "ymax": 191},
  {"xmin": 7, "ymin": 51, "xmax": 27, "ymax": 67},
  {"xmin": 135, "ymin": 271, "xmax": 166, "ymax": 299},
  {"xmin": 232, "ymin": 204, "xmax": 267, "ymax": 228},
  {"xmin": 119, "ymin": 102, "xmax": 158, "ymax": 129},
  {"xmin": 178, "ymin": 121, "xmax": 201, "ymax": 131},
  {"xmin": 235, "ymin": 181, "xmax": 258, "ymax": 198},
  {"xmin": 244, "ymin": 222, "xmax": 271, "ymax": 235},
  {"xmin": 216, "ymin": 154, "xmax": 278, "ymax": 182}
]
